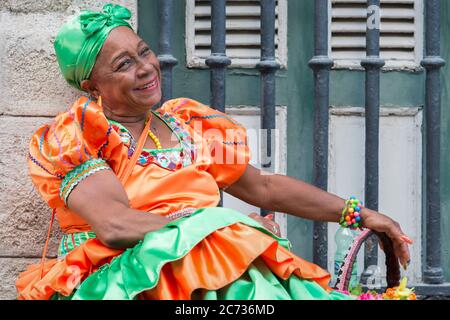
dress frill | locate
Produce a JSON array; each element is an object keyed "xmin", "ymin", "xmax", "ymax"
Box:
[{"xmin": 17, "ymin": 207, "xmax": 352, "ymax": 300}]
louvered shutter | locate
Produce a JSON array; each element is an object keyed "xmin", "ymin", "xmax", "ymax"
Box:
[
  {"xmin": 186, "ymin": 0, "xmax": 287, "ymax": 68},
  {"xmin": 331, "ymin": 0, "xmax": 423, "ymax": 67}
]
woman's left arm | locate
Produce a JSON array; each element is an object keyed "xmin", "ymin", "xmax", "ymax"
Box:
[{"xmin": 225, "ymin": 165, "xmax": 411, "ymax": 267}]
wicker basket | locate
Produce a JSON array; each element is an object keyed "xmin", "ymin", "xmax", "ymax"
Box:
[{"xmin": 334, "ymin": 229, "xmax": 401, "ymax": 292}]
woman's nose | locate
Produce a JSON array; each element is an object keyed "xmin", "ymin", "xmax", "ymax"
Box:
[{"xmin": 136, "ymin": 58, "xmax": 155, "ymax": 77}]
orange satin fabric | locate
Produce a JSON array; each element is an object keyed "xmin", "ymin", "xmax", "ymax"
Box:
[
  {"xmin": 16, "ymin": 239, "xmax": 122, "ymax": 300},
  {"xmin": 17, "ymin": 223, "xmax": 331, "ymax": 300},
  {"xmin": 28, "ymin": 96, "xmax": 250, "ymax": 233}
]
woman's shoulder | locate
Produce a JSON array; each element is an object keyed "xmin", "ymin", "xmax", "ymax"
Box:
[
  {"xmin": 32, "ymin": 96, "xmax": 106, "ymax": 136},
  {"xmin": 157, "ymin": 97, "xmax": 209, "ymax": 114},
  {"xmin": 29, "ymin": 96, "xmax": 114, "ymax": 166},
  {"xmin": 157, "ymin": 97, "xmax": 245, "ymax": 130},
  {"xmin": 27, "ymin": 96, "xmax": 116, "ymax": 209},
  {"xmin": 64, "ymin": 96, "xmax": 105, "ymax": 125}
]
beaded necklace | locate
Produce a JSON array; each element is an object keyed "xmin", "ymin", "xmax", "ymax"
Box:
[{"xmin": 146, "ymin": 112, "xmax": 163, "ymax": 150}]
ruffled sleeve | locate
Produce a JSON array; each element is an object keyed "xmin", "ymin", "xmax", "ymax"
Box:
[
  {"xmin": 28, "ymin": 97, "xmax": 120, "ymax": 208},
  {"xmin": 159, "ymin": 98, "xmax": 252, "ymax": 190}
]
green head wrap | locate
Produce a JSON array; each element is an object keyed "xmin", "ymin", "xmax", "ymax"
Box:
[{"xmin": 54, "ymin": 4, "xmax": 133, "ymax": 91}]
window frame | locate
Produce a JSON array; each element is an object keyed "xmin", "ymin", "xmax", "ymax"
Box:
[
  {"xmin": 328, "ymin": 0, "xmax": 424, "ymax": 71},
  {"xmin": 185, "ymin": 0, "xmax": 288, "ymax": 69}
]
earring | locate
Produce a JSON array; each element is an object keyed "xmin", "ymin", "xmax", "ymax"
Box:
[{"xmin": 97, "ymin": 96, "xmax": 102, "ymax": 107}]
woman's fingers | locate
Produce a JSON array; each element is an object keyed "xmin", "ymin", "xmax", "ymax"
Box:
[
  {"xmin": 363, "ymin": 210, "xmax": 412, "ymax": 269},
  {"xmin": 269, "ymin": 221, "xmax": 281, "ymax": 237},
  {"xmin": 248, "ymin": 212, "xmax": 259, "ymax": 219},
  {"xmin": 378, "ymin": 239, "xmax": 385, "ymax": 252},
  {"xmin": 263, "ymin": 213, "xmax": 281, "ymax": 236},
  {"xmin": 262, "ymin": 219, "xmax": 281, "ymax": 236},
  {"xmin": 248, "ymin": 212, "xmax": 281, "ymax": 237},
  {"xmin": 395, "ymin": 240, "xmax": 411, "ymax": 270},
  {"xmin": 385, "ymin": 225, "xmax": 411, "ymax": 269},
  {"xmin": 400, "ymin": 235, "xmax": 413, "ymax": 245}
]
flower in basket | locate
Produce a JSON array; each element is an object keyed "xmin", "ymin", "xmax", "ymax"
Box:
[
  {"xmin": 350, "ymin": 277, "xmax": 416, "ymax": 300},
  {"xmin": 382, "ymin": 277, "xmax": 416, "ymax": 300},
  {"xmin": 346, "ymin": 284, "xmax": 382, "ymax": 300},
  {"xmin": 357, "ymin": 291, "xmax": 383, "ymax": 300}
]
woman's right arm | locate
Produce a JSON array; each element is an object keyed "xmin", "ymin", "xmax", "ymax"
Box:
[{"xmin": 66, "ymin": 169, "xmax": 169, "ymax": 249}]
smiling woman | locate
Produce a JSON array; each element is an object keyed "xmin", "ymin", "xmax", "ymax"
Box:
[
  {"xmin": 81, "ymin": 29, "xmax": 163, "ymax": 123},
  {"xmin": 16, "ymin": 3, "xmax": 410, "ymax": 301}
]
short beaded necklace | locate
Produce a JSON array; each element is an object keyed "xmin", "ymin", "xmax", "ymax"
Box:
[{"xmin": 145, "ymin": 112, "xmax": 163, "ymax": 150}]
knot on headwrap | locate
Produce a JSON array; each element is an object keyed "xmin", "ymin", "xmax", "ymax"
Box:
[
  {"xmin": 54, "ymin": 4, "xmax": 133, "ymax": 91},
  {"xmin": 80, "ymin": 4, "xmax": 131, "ymax": 37}
]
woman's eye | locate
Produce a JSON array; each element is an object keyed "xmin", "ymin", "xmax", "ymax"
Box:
[
  {"xmin": 141, "ymin": 47, "xmax": 152, "ymax": 56},
  {"xmin": 117, "ymin": 59, "xmax": 132, "ymax": 71}
]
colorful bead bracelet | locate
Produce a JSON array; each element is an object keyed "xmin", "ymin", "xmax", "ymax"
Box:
[{"xmin": 339, "ymin": 197, "xmax": 363, "ymax": 230}]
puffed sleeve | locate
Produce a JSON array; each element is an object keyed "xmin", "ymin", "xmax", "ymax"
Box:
[
  {"xmin": 159, "ymin": 98, "xmax": 252, "ymax": 189},
  {"xmin": 28, "ymin": 97, "xmax": 121, "ymax": 208}
]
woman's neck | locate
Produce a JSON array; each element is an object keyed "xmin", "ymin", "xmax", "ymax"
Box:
[
  {"xmin": 102, "ymin": 103, "xmax": 155, "ymax": 140},
  {"xmin": 107, "ymin": 113, "xmax": 149, "ymax": 124},
  {"xmin": 102, "ymin": 103, "xmax": 152, "ymax": 125}
]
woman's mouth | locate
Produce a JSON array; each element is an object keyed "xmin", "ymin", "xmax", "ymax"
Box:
[{"xmin": 135, "ymin": 77, "xmax": 159, "ymax": 93}]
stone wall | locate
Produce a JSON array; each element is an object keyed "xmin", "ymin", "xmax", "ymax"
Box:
[{"xmin": 0, "ymin": 0, "xmax": 137, "ymax": 300}]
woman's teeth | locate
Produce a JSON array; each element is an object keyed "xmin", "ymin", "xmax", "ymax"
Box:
[{"xmin": 138, "ymin": 80, "xmax": 157, "ymax": 90}]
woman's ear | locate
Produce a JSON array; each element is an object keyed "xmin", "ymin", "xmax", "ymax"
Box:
[{"xmin": 80, "ymin": 79, "xmax": 100, "ymax": 99}]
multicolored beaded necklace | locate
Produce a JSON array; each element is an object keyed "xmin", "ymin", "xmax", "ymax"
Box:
[{"xmin": 107, "ymin": 109, "xmax": 196, "ymax": 170}]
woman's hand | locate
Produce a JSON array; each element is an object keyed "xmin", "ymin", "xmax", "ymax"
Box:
[
  {"xmin": 360, "ymin": 208, "xmax": 412, "ymax": 269},
  {"xmin": 248, "ymin": 212, "xmax": 282, "ymax": 237}
]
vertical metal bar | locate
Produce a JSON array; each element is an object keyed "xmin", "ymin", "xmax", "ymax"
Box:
[
  {"xmin": 421, "ymin": 0, "xmax": 445, "ymax": 285},
  {"xmin": 205, "ymin": 0, "xmax": 231, "ymax": 114},
  {"xmin": 157, "ymin": 0, "xmax": 178, "ymax": 105},
  {"xmin": 205, "ymin": 0, "xmax": 231, "ymax": 207},
  {"xmin": 308, "ymin": 0, "xmax": 333, "ymax": 269},
  {"xmin": 257, "ymin": 0, "xmax": 280, "ymax": 217},
  {"xmin": 360, "ymin": 0, "xmax": 385, "ymax": 284}
]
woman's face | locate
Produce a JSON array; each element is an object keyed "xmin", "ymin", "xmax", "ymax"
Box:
[{"xmin": 85, "ymin": 26, "xmax": 162, "ymax": 114}]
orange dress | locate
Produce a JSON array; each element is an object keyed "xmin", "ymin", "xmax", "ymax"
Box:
[{"xmin": 17, "ymin": 96, "xmax": 348, "ymax": 300}]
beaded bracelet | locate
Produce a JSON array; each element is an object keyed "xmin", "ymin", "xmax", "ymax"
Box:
[{"xmin": 339, "ymin": 197, "xmax": 364, "ymax": 230}]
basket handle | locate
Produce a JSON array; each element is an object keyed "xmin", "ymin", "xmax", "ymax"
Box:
[{"xmin": 334, "ymin": 229, "xmax": 401, "ymax": 292}]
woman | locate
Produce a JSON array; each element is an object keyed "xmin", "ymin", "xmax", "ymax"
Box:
[{"xmin": 17, "ymin": 4, "xmax": 411, "ymax": 300}]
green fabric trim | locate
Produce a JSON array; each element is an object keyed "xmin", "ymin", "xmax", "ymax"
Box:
[
  {"xmin": 58, "ymin": 231, "xmax": 97, "ymax": 258},
  {"xmin": 71, "ymin": 207, "xmax": 303, "ymax": 300},
  {"xmin": 144, "ymin": 147, "xmax": 183, "ymax": 153},
  {"xmin": 60, "ymin": 158, "xmax": 110, "ymax": 204}
]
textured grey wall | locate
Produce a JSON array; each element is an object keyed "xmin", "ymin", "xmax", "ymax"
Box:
[{"xmin": 0, "ymin": 0, "xmax": 137, "ymax": 300}]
